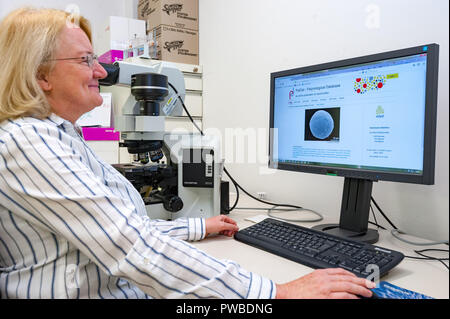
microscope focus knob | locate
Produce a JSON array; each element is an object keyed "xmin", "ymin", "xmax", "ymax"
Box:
[{"xmin": 163, "ymin": 195, "xmax": 184, "ymax": 212}]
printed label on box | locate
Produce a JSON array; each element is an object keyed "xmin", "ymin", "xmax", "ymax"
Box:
[{"xmin": 138, "ymin": 0, "xmax": 199, "ymax": 31}]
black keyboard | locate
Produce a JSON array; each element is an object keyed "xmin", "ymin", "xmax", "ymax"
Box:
[{"xmin": 234, "ymin": 218, "xmax": 404, "ymax": 278}]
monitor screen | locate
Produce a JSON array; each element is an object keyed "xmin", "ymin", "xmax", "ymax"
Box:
[{"xmin": 269, "ymin": 44, "xmax": 439, "ymax": 185}]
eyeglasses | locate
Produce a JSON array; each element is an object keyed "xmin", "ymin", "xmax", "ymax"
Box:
[{"xmin": 46, "ymin": 53, "xmax": 99, "ymax": 68}]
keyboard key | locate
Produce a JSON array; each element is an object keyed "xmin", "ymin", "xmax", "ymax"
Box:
[{"xmin": 338, "ymin": 260, "xmax": 359, "ymax": 271}]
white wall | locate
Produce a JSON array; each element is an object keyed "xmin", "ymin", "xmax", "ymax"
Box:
[{"xmin": 199, "ymin": 0, "xmax": 449, "ymax": 241}]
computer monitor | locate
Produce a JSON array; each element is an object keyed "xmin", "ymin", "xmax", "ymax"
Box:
[{"xmin": 269, "ymin": 44, "xmax": 439, "ymax": 244}]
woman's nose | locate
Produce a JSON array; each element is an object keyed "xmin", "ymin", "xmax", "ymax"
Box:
[{"xmin": 93, "ymin": 60, "xmax": 108, "ymax": 79}]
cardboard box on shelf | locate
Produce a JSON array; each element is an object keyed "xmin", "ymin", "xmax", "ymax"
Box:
[
  {"xmin": 151, "ymin": 25, "xmax": 199, "ymax": 65},
  {"xmin": 138, "ymin": 0, "xmax": 199, "ymax": 32}
]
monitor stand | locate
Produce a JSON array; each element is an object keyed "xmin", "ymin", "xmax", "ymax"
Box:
[{"xmin": 312, "ymin": 177, "xmax": 379, "ymax": 244}]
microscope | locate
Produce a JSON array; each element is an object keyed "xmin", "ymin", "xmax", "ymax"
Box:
[{"xmin": 99, "ymin": 58, "xmax": 223, "ymax": 220}]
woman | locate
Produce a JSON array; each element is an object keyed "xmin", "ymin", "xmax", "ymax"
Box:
[{"xmin": 0, "ymin": 7, "xmax": 374, "ymax": 299}]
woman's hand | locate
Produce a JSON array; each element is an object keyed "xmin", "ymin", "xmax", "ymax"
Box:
[
  {"xmin": 205, "ymin": 215, "xmax": 239, "ymax": 238},
  {"xmin": 275, "ymin": 268, "xmax": 376, "ymax": 299}
]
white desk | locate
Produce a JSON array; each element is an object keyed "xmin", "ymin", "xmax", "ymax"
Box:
[{"xmin": 192, "ymin": 203, "xmax": 449, "ymax": 299}]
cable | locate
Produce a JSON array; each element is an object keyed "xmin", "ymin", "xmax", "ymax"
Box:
[
  {"xmin": 267, "ymin": 205, "xmax": 323, "ymax": 222},
  {"xmin": 235, "ymin": 207, "xmax": 271, "ymax": 211},
  {"xmin": 370, "ymin": 195, "xmax": 450, "ymax": 267},
  {"xmin": 370, "ymin": 204, "xmax": 379, "ymax": 228},
  {"xmin": 371, "ymin": 197, "xmax": 449, "ymax": 271},
  {"xmin": 371, "ymin": 196, "xmax": 398, "ymax": 230},
  {"xmin": 234, "ymin": 206, "xmax": 323, "ymax": 222},
  {"xmin": 167, "ymin": 82, "xmax": 321, "ymax": 220},
  {"xmin": 167, "ymin": 82, "xmax": 238, "ymax": 213},
  {"xmin": 368, "ymin": 204, "xmax": 386, "ymax": 230},
  {"xmin": 225, "ymin": 160, "xmax": 323, "ymax": 221},
  {"xmin": 224, "ymin": 166, "xmax": 312, "ymax": 214},
  {"xmin": 391, "ymin": 229, "xmax": 449, "ymax": 246},
  {"xmin": 405, "ymin": 249, "xmax": 449, "ymax": 271},
  {"xmin": 371, "ymin": 196, "xmax": 449, "ymax": 246},
  {"xmin": 227, "ymin": 175, "xmax": 240, "ymax": 212}
]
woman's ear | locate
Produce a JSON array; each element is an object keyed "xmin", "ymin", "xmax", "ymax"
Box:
[{"xmin": 37, "ymin": 72, "xmax": 52, "ymax": 92}]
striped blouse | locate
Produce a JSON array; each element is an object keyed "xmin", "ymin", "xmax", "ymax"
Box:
[{"xmin": 0, "ymin": 114, "xmax": 275, "ymax": 299}]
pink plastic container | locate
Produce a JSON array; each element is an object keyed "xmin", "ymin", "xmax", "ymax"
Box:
[{"xmin": 81, "ymin": 127, "xmax": 120, "ymax": 141}]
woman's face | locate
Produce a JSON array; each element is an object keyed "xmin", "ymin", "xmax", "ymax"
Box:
[{"xmin": 40, "ymin": 25, "xmax": 107, "ymax": 124}]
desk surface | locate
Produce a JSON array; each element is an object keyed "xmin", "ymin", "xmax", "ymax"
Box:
[{"xmin": 192, "ymin": 205, "xmax": 449, "ymax": 299}]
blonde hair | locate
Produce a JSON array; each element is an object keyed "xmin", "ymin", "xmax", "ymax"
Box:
[{"xmin": 0, "ymin": 7, "xmax": 92, "ymax": 122}]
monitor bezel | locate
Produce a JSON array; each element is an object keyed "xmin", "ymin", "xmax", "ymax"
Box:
[{"xmin": 269, "ymin": 43, "xmax": 439, "ymax": 185}]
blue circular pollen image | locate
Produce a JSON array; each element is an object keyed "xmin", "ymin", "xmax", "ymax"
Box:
[{"xmin": 309, "ymin": 110, "xmax": 334, "ymax": 140}]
